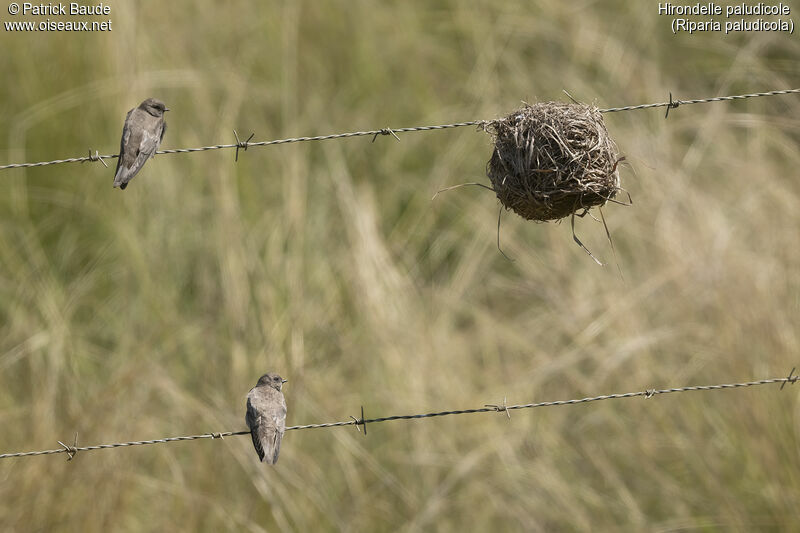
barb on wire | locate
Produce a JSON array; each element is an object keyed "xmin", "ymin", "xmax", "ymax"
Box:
[
  {"xmin": 81, "ymin": 149, "xmax": 108, "ymax": 168},
  {"xmin": 780, "ymin": 367, "xmax": 797, "ymax": 390},
  {"xmin": 57, "ymin": 433, "xmax": 79, "ymax": 461},
  {"xmin": 1, "ymin": 88, "xmax": 798, "ymax": 171},
  {"xmin": 349, "ymin": 406, "xmax": 368, "ymax": 435},
  {"xmin": 485, "ymin": 397, "xmax": 511, "ymax": 419},
  {"xmin": 372, "ymin": 128, "xmax": 401, "ymax": 143},
  {"xmin": 232, "ymin": 130, "xmax": 255, "ymax": 162},
  {"xmin": 0, "ymin": 371, "xmax": 795, "ymax": 461}
]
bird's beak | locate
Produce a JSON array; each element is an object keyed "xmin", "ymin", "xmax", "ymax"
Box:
[
  {"xmin": 282, "ymin": 379, "xmax": 288, "ymax": 383},
  {"xmin": 164, "ymin": 108, "xmax": 170, "ymax": 112}
]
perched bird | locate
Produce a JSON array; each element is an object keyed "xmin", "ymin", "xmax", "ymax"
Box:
[
  {"xmin": 112, "ymin": 98, "xmax": 169, "ymax": 190},
  {"xmin": 246, "ymin": 372, "xmax": 288, "ymax": 464}
]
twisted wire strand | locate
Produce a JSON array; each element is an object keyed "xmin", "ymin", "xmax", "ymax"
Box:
[
  {"xmin": 0, "ymin": 122, "xmax": 484, "ymax": 170},
  {"xmin": 0, "ymin": 373, "xmax": 795, "ymax": 460},
  {"xmin": 599, "ymin": 88, "xmax": 800, "ymax": 113},
  {"xmin": 1, "ymin": 88, "xmax": 798, "ymax": 171}
]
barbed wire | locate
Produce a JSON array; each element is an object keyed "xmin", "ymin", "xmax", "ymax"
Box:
[
  {"xmin": 597, "ymin": 88, "xmax": 800, "ymax": 115},
  {"xmin": 1, "ymin": 369, "xmax": 795, "ymax": 461},
  {"xmin": 1, "ymin": 88, "xmax": 798, "ymax": 171}
]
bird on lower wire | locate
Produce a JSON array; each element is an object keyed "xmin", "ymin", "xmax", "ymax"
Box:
[
  {"xmin": 245, "ymin": 372, "xmax": 288, "ymax": 464},
  {"xmin": 113, "ymin": 98, "xmax": 169, "ymax": 190}
]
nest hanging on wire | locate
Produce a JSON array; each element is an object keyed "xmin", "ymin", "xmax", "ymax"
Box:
[{"xmin": 483, "ymin": 102, "xmax": 622, "ymax": 222}]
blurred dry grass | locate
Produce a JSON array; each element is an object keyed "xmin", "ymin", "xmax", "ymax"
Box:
[{"xmin": 1, "ymin": 1, "xmax": 799, "ymax": 531}]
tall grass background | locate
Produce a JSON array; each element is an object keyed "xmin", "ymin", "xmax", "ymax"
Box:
[{"xmin": 1, "ymin": 1, "xmax": 799, "ymax": 531}]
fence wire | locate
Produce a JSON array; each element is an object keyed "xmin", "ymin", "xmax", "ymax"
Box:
[
  {"xmin": 1, "ymin": 88, "xmax": 798, "ymax": 171},
  {"xmin": 1, "ymin": 370, "xmax": 796, "ymax": 461}
]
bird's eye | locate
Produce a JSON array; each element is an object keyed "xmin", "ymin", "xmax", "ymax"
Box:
[{"xmin": 273, "ymin": 376, "xmax": 280, "ymax": 381}]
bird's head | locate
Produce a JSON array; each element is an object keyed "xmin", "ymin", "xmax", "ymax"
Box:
[
  {"xmin": 257, "ymin": 372, "xmax": 287, "ymax": 391},
  {"xmin": 139, "ymin": 98, "xmax": 169, "ymax": 117}
]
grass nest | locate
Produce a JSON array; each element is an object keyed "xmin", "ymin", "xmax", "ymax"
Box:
[{"xmin": 483, "ymin": 102, "xmax": 622, "ymax": 222}]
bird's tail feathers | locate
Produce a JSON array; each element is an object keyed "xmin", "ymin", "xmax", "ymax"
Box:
[
  {"xmin": 112, "ymin": 170, "xmax": 128, "ymax": 189},
  {"xmin": 261, "ymin": 454, "xmax": 276, "ymax": 465}
]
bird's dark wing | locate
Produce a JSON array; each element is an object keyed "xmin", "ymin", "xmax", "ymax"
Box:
[
  {"xmin": 246, "ymin": 398, "xmax": 266, "ymax": 462},
  {"xmin": 113, "ymin": 109, "xmax": 134, "ymax": 187}
]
